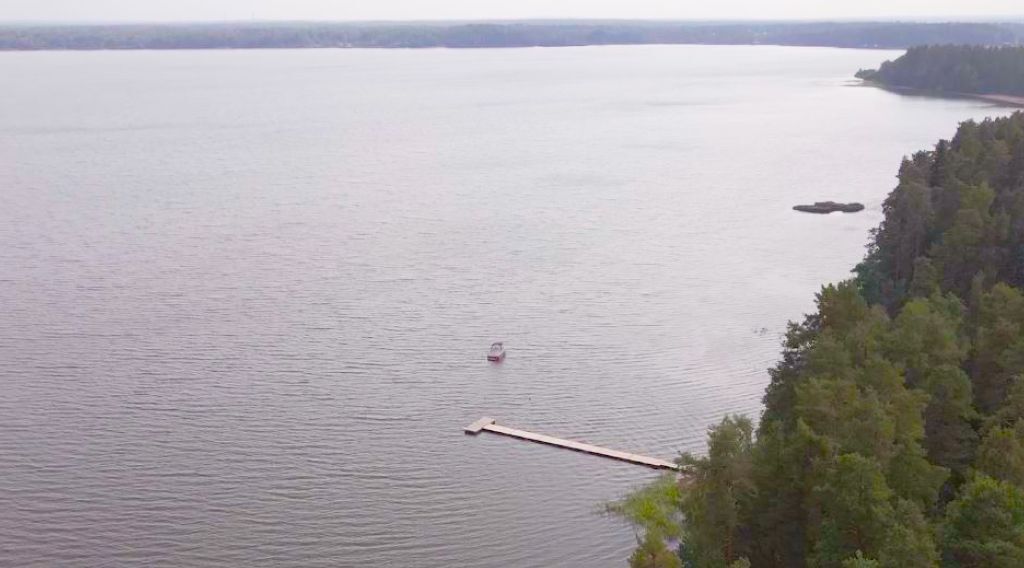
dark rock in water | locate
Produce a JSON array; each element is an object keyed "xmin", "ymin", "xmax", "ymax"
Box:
[{"xmin": 793, "ymin": 201, "xmax": 865, "ymax": 214}]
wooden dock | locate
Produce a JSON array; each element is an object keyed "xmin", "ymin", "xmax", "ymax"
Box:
[{"xmin": 464, "ymin": 417, "xmax": 679, "ymax": 471}]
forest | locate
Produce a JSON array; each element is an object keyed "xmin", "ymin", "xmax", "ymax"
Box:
[
  {"xmin": 0, "ymin": 21, "xmax": 1021, "ymax": 51},
  {"xmin": 857, "ymin": 45, "xmax": 1024, "ymax": 97},
  {"xmin": 615, "ymin": 112, "xmax": 1024, "ymax": 567}
]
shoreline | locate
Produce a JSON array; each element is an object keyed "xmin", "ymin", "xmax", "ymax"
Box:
[
  {"xmin": 860, "ymin": 80, "xmax": 1024, "ymax": 108},
  {"xmin": 1, "ymin": 20, "xmax": 1020, "ymax": 52},
  {"xmin": 0, "ymin": 42, "xmax": 906, "ymax": 53},
  {"xmin": 973, "ymin": 93, "xmax": 1024, "ymax": 107}
]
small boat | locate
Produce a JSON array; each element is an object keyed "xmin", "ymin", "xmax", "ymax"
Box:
[{"xmin": 487, "ymin": 342, "xmax": 506, "ymax": 362}]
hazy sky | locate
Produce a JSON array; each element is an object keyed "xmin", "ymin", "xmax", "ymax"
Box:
[{"xmin": 2, "ymin": 0, "xmax": 1022, "ymax": 23}]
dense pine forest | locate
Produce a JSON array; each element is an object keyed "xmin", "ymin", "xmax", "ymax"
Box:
[
  {"xmin": 857, "ymin": 45, "xmax": 1024, "ymax": 97},
  {"xmin": 0, "ymin": 21, "xmax": 1021, "ymax": 51},
  {"xmin": 616, "ymin": 112, "xmax": 1024, "ymax": 567}
]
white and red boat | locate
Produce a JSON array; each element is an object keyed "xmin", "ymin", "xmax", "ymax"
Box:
[{"xmin": 487, "ymin": 342, "xmax": 506, "ymax": 362}]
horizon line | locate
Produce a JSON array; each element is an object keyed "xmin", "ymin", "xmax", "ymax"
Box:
[{"xmin": 1, "ymin": 16, "xmax": 1023, "ymax": 27}]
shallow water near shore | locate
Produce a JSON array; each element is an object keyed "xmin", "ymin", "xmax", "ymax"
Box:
[{"xmin": 0, "ymin": 45, "xmax": 1014, "ymax": 567}]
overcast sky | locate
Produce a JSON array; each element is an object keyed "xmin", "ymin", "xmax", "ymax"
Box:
[{"xmin": 1, "ymin": 0, "xmax": 1022, "ymax": 23}]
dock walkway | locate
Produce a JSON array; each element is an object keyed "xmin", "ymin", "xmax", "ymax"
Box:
[{"xmin": 464, "ymin": 417, "xmax": 678, "ymax": 471}]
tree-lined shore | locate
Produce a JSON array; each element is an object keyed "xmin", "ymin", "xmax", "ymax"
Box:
[
  {"xmin": 0, "ymin": 21, "xmax": 1022, "ymax": 51},
  {"xmin": 857, "ymin": 45, "xmax": 1024, "ymax": 99},
  {"xmin": 618, "ymin": 111, "xmax": 1024, "ymax": 567}
]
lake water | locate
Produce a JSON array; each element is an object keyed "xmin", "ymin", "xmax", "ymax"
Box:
[{"xmin": 0, "ymin": 45, "xmax": 1014, "ymax": 567}]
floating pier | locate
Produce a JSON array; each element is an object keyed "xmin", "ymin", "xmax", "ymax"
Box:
[{"xmin": 464, "ymin": 417, "xmax": 679, "ymax": 471}]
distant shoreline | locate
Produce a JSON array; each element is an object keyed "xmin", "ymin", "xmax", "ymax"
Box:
[
  {"xmin": 0, "ymin": 44, "xmax": 902, "ymax": 53},
  {"xmin": 0, "ymin": 21, "xmax": 1020, "ymax": 51}
]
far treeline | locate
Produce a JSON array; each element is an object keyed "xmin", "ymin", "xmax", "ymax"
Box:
[
  {"xmin": 0, "ymin": 21, "xmax": 1023, "ymax": 51},
  {"xmin": 857, "ymin": 45, "xmax": 1024, "ymax": 97},
  {"xmin": 613, "ymin": 112, "xmax": 1024, "ymax": 567}
]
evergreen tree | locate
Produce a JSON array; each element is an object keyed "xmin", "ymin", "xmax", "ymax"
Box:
[
  {"xmin": 677, "ymin": 416, "xmax": 755, "ymax": 567},
  {"xmin": 942, "ymin": 476, "xmax": 1024, "ymax": 567},
  {"xmin": 977, "ymin": 422, "xmax": 1024, "ymax": 487},
  {"xmin": 630, "ymin": 530, "xmax": 683, "ymax": 568}
]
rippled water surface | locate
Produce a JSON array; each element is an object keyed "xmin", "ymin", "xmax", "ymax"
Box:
[{"xmin": 0, "ymin": 46, "xmax": 1014, "ymax": 567}]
